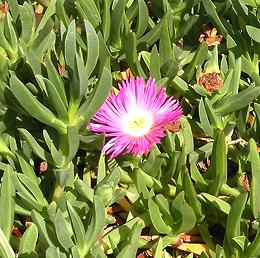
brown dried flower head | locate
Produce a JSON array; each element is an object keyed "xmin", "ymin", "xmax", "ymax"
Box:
[
  {"xmin": 199, "ymin": 24, "xmax": 224, "ymax": 47},
  {"xmin": 120, "ymin": 68, "xmax": 134, "ymax": 80},
  {"xmin": 165, "ymin": 120, "xmax": 181, "ymax": 133},
  {"xmin": 198, "ymin": 72, "xmax": 223, "ymax": 93},
  {"xmin": 0, "ymin": 1, "xmax": 9, "ymax": 14},
  {"xmin": 238, "ymin": 174, "xmax": 250, "ymax": 192},
  {"xmin": 36, "ymin": 160, "xmax": 48, "ymax": 174},
  {"xmin": 57, "ymin": 64, "xmax": 65, "ymax": 74}
]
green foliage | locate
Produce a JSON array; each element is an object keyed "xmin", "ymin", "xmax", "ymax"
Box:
[{"xmin": 1, "ymin": 0, "xmax": 260, "ymax": 257}]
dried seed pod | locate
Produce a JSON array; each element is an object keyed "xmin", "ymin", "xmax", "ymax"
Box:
[
  {"xmin": 0, "ymin": 1, "xmax": 9, "ymax": 13},
  {"xmin": 199, "ymin": 24, "xmax": 224, "ymax": 46},
  {"xmin": 198, "ymin": 72, "xmax": 223, "ymax": 93},
  {"xmin": 165, "ymin": 120, "xmax": 181, "ymax": 133},
  {"xmin": 35, "ymin": 159, "xmax": 48, "ymax": 174}
]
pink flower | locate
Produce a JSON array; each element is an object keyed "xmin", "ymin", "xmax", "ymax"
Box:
[{"xmin": 89, "ymin": 77, "xmax": 182, "ymax": 159}]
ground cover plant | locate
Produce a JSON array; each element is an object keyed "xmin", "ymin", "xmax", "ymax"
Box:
[{"xmin": 2, "ymin": 0, "xmax": 260, "ymax": 257}]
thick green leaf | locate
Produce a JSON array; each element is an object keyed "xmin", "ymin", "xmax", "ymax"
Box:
[
  {"xmin": 246, "ymin": 25, "xmax": 260, "ymax": 43},
  {"xmin": 180, "ymin": 117, "xmax": 194, "ymax": 155},
  {"xmin": 137, "ymin": 16, "xmax": 165, "ymax": 47},
  {"xmin": 171, "ymin": 192, "xmax": 196, "ymax": 235},
  {"xmin": 74, "ymin": 179, "xmax": 94, "ymax": 202},
  {"xmin": 76, "ymin": 66, "xmax": 112, "ymax": 128},
  {"xmin": 41, "ymin": 77, "xmax": 68, "ymax": 121},
  {"xmin": 64, "ymin": 126, "xmax": 79, "ymax": 164},
  {"xmin": 74, "ymin": 54, "xmax": 88, "ymax": 99},
  {"xmin": 84, "ymin": 20, "xmax": 99, "ymax": 77},
  {"xmin": 198, "ymin": 193, "xmax": 231, "ymax": 215},
  {"xmin": 34, "ymin": 31, "xmax": 56, "ymax": 57},
  {"xmin": 124, "ymin": 31, "xmax": 145, "ymax": 77},
  {"xmin": 19, "ymin": 41, "xmax": 41, "ymax": 74},
  {"xmin": 183, "ymin": 42, "xmax": 208, "ymax": 82},
  {"xmin": 150, "ymin": 45, "xmax": 161, "ymax": 81},
  {"xmin": 232, "ymin": 236, "xmax": 248, "ymax": 252},
  {"xmin": 159, "ymin": 17, "xmax": 173, "ymax": 65},
  {"xmin": 84, "ymin": 196, "xmax": 106, "ymax": 255},
  {"xmin": 19, "ymin": 128, "xmax": 54, "ymax": 163},
  {"xmin": 127, "ymin": 221, "xmax": 144, "ymax": 254},
  {"xmin": 229, "ymin": 58, "xmax": 241, "ymax": 95},
  {"xmin": 0, "ymin": 110, "xmax": 17, "ymax": 135},
  {"xmin": 42, "ymin": 130, "xmax": 64, "ymax": 165},
  {"xmin": 18, "ymin": 4, "xmax": 34, "ymax": 43},
  {"xmin": 34, "ymin": 0, "xmax": 56, "ymax": 39},
  {"xmin": 31, "ymin": 210, "xmax": 57, "ymax": 249},
  {"xmin": 45, "ymin": 56, "xmax": 68, "ymax": 108},
  {"xmin": 129, "ymin": 168, "xmax": 150, "ymax": 199},
  {"xmin": 0, "ymin": 228, "xmax": 15, "ymax": 258},
  {"xmin": 136, "ymin": 0, "xmax": 149, "ymax": 38},
  {"xmin": 110, "ymin": 0, "xmax": 127, "ymax": 48},
  {"xmin": 182, "ymin": 168, "xmax": 203, "ymax": 222},
  {"xmin": 55, "ymin": 209, "xmax": 74, "ymax": 251},
  {"xmin": 0, "ymin": 25, "xmax": 13, "ymax": 56},
  {"xmin": 203, "ymin": 99, "xmax": 223, "ymax": 130},
  {"xmin": 117, "ymin": 245, "xmax": 134, "ymax": 258},
  {"xmin": 45, "ymin": 247, "xmax": 59, "ymax": 258},
  {"xmin": 172, "ymin": 76, "xmax": 199, "ymax": 103},
  {"xmin": 97, "ymin": 153, "xmax": 106, "ymax": 184},
  {"xmin": 16, "ymin": 192, "xmax": 43, "ymax": 211},
  {"xmin": 199, "ymin": 99, "xmax": 214, "ymax": 137},
  {"xmin": 153, "ymin": 237, "xmax": 163, "ymax": 258},
  {"xmin": 15, "ymin": 151, "xmax": 39, "ymax": 185},
  {"xmin": 76, "ymin": 0, "xmax": 101, "ymax": 28},
  {"xmin": 102, "ymin": 213, "xmax": 150, "ymax": 251},
  {"xmin": 14, "ymin": 174, "xmax": 47, "ymax": 207},
  {"xmin": 46, "ymin": 247, "xmax": 66, "ymax": 258},
  {"xmin": 7, "ymin": 0, "xmax": 19, "ymax": 21},
  {"xmin": 208, "ymin": 130, "xmax": 227, "ymax": 196},
  {"xmin": 190, "ymin": 162, "xmax": 208, "ymax": 191},
  {"xmin": 148, "ymin": 197, "xmax": 171, "ymax": 234},
  {"xmin": 225, "ymin": 192, "xmax": 248, "ymax": 251},
  {"xmin": 4, "ymin": 13, "xmax": 17, "ymax": 52},
  {"xmin": 10, "ymin": 76, "xmax": 66, "ymax": 133},
  {"xmin": 53, "ymin": 163, "xmax": 74, "ymax": 188},
  {"xmin": 55, "ymin": 0, "xmax": 69, "ymax": 27},
  {"xmin": 65, "ymin": 21, "xmax": 76, "ymax": 69},
  {"xmin": 175, "ymin": 15, "xmax": 199, "ymax": 41},
  {"xmin": 248, "ymin": 139, "xmax": 260, "ymax": 218},
  {"xmin": 154, "ymin": 194, "xmax": 173, "ymax": 227},
  {"xmin": 0, "ymin": 165, "xmax": 15, "ymax": 241},
  {"xmin": 216, "ymin": 86, "xmax": 260, "ymax": 116},
  {"xmin": 67, "ymin": 202, "xmax": 85, "ymax": 252},
  {"xmin": 19, "ymin": 223, "xmax": 38, "ymax": 255},
  {"xmin": 71, "ymin": 246, "xmax": 81, "ymax": 258}
]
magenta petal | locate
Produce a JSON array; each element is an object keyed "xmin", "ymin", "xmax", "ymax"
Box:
[{"xmin": 88, "ymin": 77, "xmax": 183, "ymax": 158}]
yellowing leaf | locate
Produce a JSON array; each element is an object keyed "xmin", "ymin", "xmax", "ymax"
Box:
[{"xmin": 176, "ymin": 243, "xmax": 210, "ymax": 255}]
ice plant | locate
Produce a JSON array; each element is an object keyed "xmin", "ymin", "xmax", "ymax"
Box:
[
  {"xmin": 89, "ymin": 77, "xmax": 182, "ymax": 158},
  {"xmin": 197, "ymin": 45, "xmax": 223, "ymax": 93},
  {"xmin": 198, "ymin": 24, "xmax": 224, "ymax": 46}
]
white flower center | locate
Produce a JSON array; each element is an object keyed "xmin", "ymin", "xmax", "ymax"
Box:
[{"xmin": 123, "ymin": 110, "xmax": 153, "ymax": 137}]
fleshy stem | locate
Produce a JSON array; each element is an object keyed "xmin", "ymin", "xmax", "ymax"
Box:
[
  {"xmin": 51, "ymin": 132, "xmax": 68, "ymax": 202},
  {"xmin": 52, "ymin": 179, "xmax": 64, "ymax": 202},
  {"xmin": 50, "ymin": 97, "xmax": 80, "ymax": 202}
]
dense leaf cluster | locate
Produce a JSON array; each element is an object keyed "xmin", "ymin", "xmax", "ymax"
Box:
[{"xmin": 1, "ymin": 0, "xmax": 260, "ymax": 257}]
